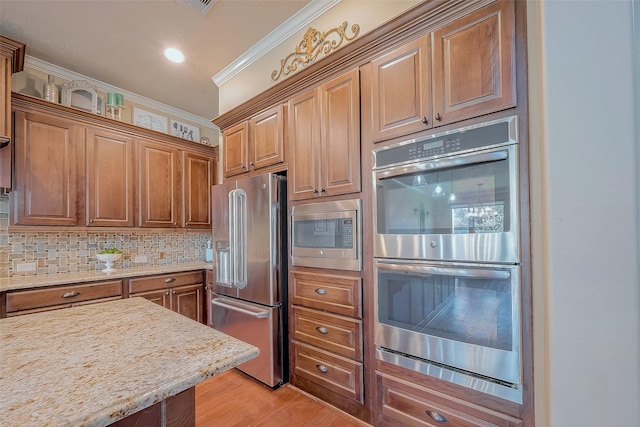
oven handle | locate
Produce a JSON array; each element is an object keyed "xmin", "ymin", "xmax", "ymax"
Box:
[
  {"xmin": 374, "ymin": 149, "xmax": 509, "ymax": 179},
  {"xmin": 377, "ymin": 260, "xmax": 510, "ymax": 279}
]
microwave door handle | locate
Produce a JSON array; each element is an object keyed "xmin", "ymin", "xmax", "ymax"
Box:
[
  {"xmin": 375, "ymin": 150, "xmax": 509, "ymax": 179},
  {"xmin": 377, "ymin": 261, "xmax": 510, "ymax": 280}
]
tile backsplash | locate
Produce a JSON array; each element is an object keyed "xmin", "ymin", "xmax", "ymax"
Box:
[{"xmin": 0, "ymin": 193, "xmax": 211, "ymax": 278}]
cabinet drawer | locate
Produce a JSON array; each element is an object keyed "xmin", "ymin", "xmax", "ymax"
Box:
[
  {"xmin": 6, "ymin": 296, "xmax": 122, "ymax": 317},
  {"xmin": 377, "ymin": 372, "xmax": 522, "ymax": 427},
  {"xmin": 292, "ymin": 306, "xmax": 362, "ymax": 360},
  {"xmin": 129, "ymin": 271, "xmax": 203, "ymax": 294},
  {"xmin": 291, "ymin": 271, "xmax": 361, "ymax": 317},
  {"xmin": 6, "ymin": 280, "xmax": 123, "ymax": 313},
  {"xmin": 292, "ymin": 340, "xmax": 363, "ymax": 403}
]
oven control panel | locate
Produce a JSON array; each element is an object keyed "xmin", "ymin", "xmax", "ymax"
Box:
[
  {"xmin": 407, "ymin": 136, "xmax": 462, "ymax": 158},
  {"xmin": 374, "ymin": 116, "xmax": 516, "ymax": 169}
]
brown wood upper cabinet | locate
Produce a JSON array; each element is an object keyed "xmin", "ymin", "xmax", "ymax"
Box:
[
  {"xmin": 138, "ymin": 139, "xmax": 180, "ymax": 228},
  {"xmin": 182, "ymin": 150, "xmax": 213, "ymax": 229},
  {"xmin": 288, "ymin": 69, "xmax": 360, "ymax": 201},
  {"xmin": 11, "ymin": 94, "xmax": 217, "ymax": 229},
  {"xmin": 13, "ymin": 111, "xmax": 80, "ymax": 226},
  {"xmin": 86, "ymin": 127, "xmax": 135, "ymax": 227},
  {"xmin": 0, "ymin": 36, "xmax": 25, "ymax": 188},
  {"xmin": 222, "ymin": 104, "xmax": 284, "ymax": 178},
  {"xmin": 363, "ymin": 0, "xmax": 515, "ymax": 143}
]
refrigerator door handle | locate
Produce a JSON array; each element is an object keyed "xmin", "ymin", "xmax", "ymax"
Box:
[
  {"xmin": 233, "ymin": 188, "xmax": 248, "ymax": 289},
  {"xmin": 227, "ymin": 189, "xmax": 237, "ymax": 286},
  {"xmin": 212, "ymin": 297, "xmax": 269, "ymax": 319}
]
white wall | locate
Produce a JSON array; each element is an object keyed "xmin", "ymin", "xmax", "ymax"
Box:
[
  {"xmin": 218, "ymin": 0, "xmax": 420, "ymax": 114},
  {"xmin": 529, "ymin": 1, "xmax": 640, "ymax": 426}
]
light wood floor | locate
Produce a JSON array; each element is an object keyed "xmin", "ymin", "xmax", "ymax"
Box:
[{"xmin": 196, "ymin": 369, "xmax": 370, "ymax": 426}]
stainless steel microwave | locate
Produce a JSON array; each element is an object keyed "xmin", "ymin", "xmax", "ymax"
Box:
[{"xmin": 290, "ymin": 199, "xmax": 362, "ymax": 271}]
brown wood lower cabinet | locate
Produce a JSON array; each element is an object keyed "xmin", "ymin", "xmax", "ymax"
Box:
[
  {"xmin": 376, "ymin": 372, "xmax": 522, "ymax": 427},
  {"xmin": 111, "ymin": 383, "xmax": 195, "ymax": 427},
  {"xmin": 293, "ymin": 340, "xmax": 363, "ymax": 402},
  {"xmin": 204, "ymin": 269, "xmax": 214, "ymax": 327},
  {"xmin": 128, "ymin": 271, "xmax": 204, "ymax": 323},
  {"xmin": 292, "ymin": 306, "xmax": 362, "ymax": 360},
  {"xmin": 289, "ymin": 269, "xmax": 367, "ymax": 421},
  {"xmin": 4, "ymin": 280, "xmax": 123, "ymax": 317}
]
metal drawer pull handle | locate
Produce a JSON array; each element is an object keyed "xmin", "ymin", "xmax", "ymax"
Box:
[
  {"xmin": 62, "ymin": 291, "xmax": 80, "ymax": 298},
  {"xmin": 316, "ymin": 364, "xmax": 329, "ymax": 374},
  {"xmin": 314, "ymin": 288, "xmax": 327, "ymax": 295},
  {"xmin": 316, "ymin": 326, "xmax": 328, "ymax": 334},
  {"xmin": 425, "ymin": 410, "xmax": 447, "ymax": 423},
  {"xmin": 164, "ymin": 278, "xmax": 176, "ymax": 283}
]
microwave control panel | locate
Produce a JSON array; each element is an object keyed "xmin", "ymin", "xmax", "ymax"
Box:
[{"xmin": 340, "ymin": 219, "xmax": 354, "ymax": 248}]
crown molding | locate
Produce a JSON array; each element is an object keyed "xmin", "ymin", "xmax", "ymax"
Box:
[
  {"xmin": 24, "ymin": 55, "xmax": 218, "ymax": 130},
  {"xmin": 212, "ymin": 0, "xmax": 479, "ymax": 130},
  {"xmin": 212, "ymin": 0, "xmax": 341, "ymax": 87}
]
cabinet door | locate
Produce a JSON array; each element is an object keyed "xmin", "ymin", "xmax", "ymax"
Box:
[
  {"xmin": 171, "ymin": 283, "xmax": 204, "ymax": 323},
  {"xmin": 365, "ymin": 36, "xmax": 431, "ymax": 143},
  {"xmin": 138, "ymin": 140, "xmax": 179, "ymax": 227},
  {"xmin": 320, "ymin": 69, "xmax": 361, "ymax": 197},
  {"xmin": 288, "ymin": 88, "xmax": 321, "ymax": 201},
  {"xmin": 171, "ymin": 284, "xmax": 203, "ymax": 323},
  {"xmin": 432, "ymin": 0, "xmax": 516, "ymax": 125},
  {"xmin": 222, "ymin": 121, "xmax": 249, "ymax": 178},
  {"xmin": 13, "ymin": 111, "xmax": 79, "ymax": 225},
  {"xmin": 86, "ymin": 128, "xmax": 134, "ymax": 226},
  {"xmin": 0, "ymin": 54, "xmax": 9, "ymax": 144},
  {"xmin": 249, "ymin": 104, "xmax": 285, "ymax": 171},
  {"xmin": 133, "ymin": 288, "xmax": 171, "ymax": 310},
  {"xmin": 182, "ymin": 150, "xmax": 212, "ymax": 228},
  {"xmin": 0, "ymin": 54, "xmax": 10, "ymax": 187}
]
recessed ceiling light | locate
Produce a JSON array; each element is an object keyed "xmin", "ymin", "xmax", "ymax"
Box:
[{"xmin": 164, "ymin": 48, "xmax": 184, "ymax": 63}]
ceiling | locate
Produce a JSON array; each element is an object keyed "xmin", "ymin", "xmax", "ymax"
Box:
[{"xmin": 0, "ymin": 0, "xmax": 312, "ymax": 121}]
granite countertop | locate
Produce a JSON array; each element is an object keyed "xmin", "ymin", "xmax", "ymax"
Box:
[
  {"xmin": 0, "ymin": 297, "xmax": 258, "ymax": 427},
  {"xmin": 0, "ymin": 262, "xmax": 214, "ymax": 292}
]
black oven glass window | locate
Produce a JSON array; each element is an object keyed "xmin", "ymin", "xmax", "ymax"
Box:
[
  {"xmin": 376, "ymin": 160, "xmax": 511, "ymax": 235},
  {"xmin": 378, "ymin": 270, "xmax": 513, "ymax": 351},
  {"xmin": 294, "ymin": 219, "xmax": 352, "ymax": 249}
]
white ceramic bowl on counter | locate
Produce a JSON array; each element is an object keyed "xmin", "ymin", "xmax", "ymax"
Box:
[{"xmin": 96, "ymin": 253, "xmax": 122, "ymax": 273}]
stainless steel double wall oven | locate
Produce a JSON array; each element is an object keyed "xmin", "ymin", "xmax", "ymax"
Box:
[{"xmin": 372, "ymin": 116, "xmax": 523, "ymax": 403}]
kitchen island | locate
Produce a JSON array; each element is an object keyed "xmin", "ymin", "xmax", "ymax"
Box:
[{"xmin": 0, "ymin": 297, "xmax": 258, "ymax": 426}]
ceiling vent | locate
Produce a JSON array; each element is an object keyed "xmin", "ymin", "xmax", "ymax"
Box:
[{"xmin": 182, "ymin": 0, "xmax": 217, "ymax": 15}]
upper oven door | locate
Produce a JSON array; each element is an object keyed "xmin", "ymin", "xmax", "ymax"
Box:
[{"xmin": 373, "ymin": 143, "xmax": 519, "ymax": 263}]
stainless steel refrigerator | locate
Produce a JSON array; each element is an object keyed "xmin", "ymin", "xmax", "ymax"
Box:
[{"xmin": 210, "ymin": 172, "xmax": 288, "ymax": 387}]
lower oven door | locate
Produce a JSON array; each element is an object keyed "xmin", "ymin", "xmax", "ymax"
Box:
[{"xmin": 374, "ymin": 259, "xmax": 521, "ymax": 386}]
